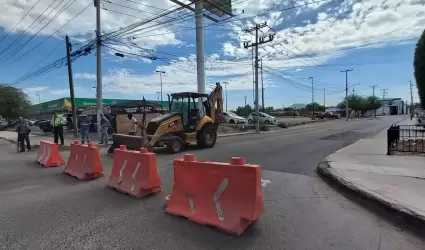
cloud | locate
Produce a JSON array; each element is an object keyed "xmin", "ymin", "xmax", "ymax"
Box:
[{"xmin": 74, "ymin": 73, "xmax": 95, "ymax": 80}]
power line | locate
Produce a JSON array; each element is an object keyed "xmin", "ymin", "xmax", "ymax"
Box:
[
  {"xmin": 4, "ymin": 1, "xmax": 90, "ymax": 67},
  {"xmin": 0, "ymin": 0, "xmax": 42, "ymax": 46},
  {"xmin": 0, "ymin": 0, "xmax": 77, "ymax": 66}
]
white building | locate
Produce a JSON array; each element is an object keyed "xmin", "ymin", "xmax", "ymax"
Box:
[
  {"xmin": 375, "ymin": 98, "xmax": 407, "ymax": 115},
  {"xmin": 290, "ymin": 103, "xmax": 306, "ymax": 110}
]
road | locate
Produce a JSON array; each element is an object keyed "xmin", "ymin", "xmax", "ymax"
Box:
[{"xmin": 0, "ymin": 115, "xmax": 424, "ymax": 249}]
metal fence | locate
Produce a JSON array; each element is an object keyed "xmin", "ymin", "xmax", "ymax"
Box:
[{"xmin": 387, "ymin": 125, "xmax": 425, "ymax": 154}]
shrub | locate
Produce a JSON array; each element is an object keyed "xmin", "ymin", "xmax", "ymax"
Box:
[{"xmin": 277, "ymin": 121, "xmax": 289, "ymax": 128}]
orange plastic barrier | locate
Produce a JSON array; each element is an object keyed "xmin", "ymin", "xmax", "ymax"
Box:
[
  {"xmin": 165, "ymin": 155, "xmax": 264, "ymax": 236},
  {"xmin": 36, "ymin": 140, "xmax": 65, "ymax": 167},
  {"xmin": 107, "ymin": 145, "xmax": 161, "ymax": 197},
  {"xmin": 63, "ymin": 141, "xmax": 104, "ymax": 180}
]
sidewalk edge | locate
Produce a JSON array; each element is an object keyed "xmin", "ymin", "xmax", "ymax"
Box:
[{"xmin": 317, "ymin": 161, "xmax": 425, "ymax": 230}]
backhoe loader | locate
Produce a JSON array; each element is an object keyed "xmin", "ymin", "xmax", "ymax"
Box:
[{"xmin": 108, "ymin": 82, "xmax": 224, "ymax": 154}]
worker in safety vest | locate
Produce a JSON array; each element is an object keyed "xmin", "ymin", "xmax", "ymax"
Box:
[{"xmin": 51, "ymin": 112, "xmax": 66, "ymax": 145}]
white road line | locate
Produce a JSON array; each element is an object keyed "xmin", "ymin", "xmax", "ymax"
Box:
[{"xmin": 261, "ymin": 179, "xmax": 271, "ymax": 187}]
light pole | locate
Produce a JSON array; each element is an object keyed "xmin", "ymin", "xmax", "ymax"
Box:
[
  {"xmin": 36, "ymin": 94, "xmax": 41, "ymax": 120},
  {"xmin": 156, "ymin": 70, "xmax": 165, "ymax": 111},
  {"xmin": 341, "ymin": 69, "xmax": 353, "ymax": 121},
  {"xmin": 223, "ymin": 81, "xmax": 229, "ymax": 111},
  {"xmin": 369, "ymin": 85, "xmax": 378, "ymax": 118},
  {"xmin": 156, "ymin": 91, "xmax": 161, "ymax": 101},
  {"xmin": 244, "ymin": 96, "xmax": 247, "ymax": 116},
  {"xmin": 309, "ymin": 77, "xmax": 314, "ymax": 118}
]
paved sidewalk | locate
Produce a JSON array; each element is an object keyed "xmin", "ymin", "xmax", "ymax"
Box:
[{"xmin": 317, "ymin": 117, "xmax": 425, "ymax": 228}]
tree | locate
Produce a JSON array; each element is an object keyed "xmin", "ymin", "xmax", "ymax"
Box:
[
  {"xmin": 305, "ymin": 102, "xmax": 325, "ymax": 112},
  {"xmin": 337, "ymin": 95, "xmax": 381, "ymax": 116},
  {"xmin": 0, "ymin": 85, "xmax": 31, "ymax": 119},
  {"xmin": 414, "ymin": 29, "xmax": 425, "ymax": 108},
  {"xmin": 234, "ymin": 104, "xmax": 253, "ymax": 116}
]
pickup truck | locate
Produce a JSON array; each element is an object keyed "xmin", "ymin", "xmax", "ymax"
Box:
[{"xmin": 317, "ymin": 112, "xmax": 341, "ymax": 119}]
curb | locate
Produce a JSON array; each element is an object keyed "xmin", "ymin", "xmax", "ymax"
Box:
[
  {"xmin": 0, "ymin": 137, "xmax": 72, "ymax": 150},
  {"xmin": 317, "ymin": 161, "xmax": 425, "ymax": 231}
]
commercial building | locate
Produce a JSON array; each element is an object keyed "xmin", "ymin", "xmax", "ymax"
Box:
[
  {"xmin": 28, "ymin": 97, "xmax": 168, "ymax": 119},
  {"xmin": 375, "ymin": 98, "xmax": 407, "ymax": 116}
]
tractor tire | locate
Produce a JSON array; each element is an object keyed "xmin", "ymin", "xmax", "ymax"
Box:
[
  {"xmin": 197, "ymin": 123, "xmax": 217, "ymax": 149},
  {"xmin": 167, "ymin": 138, "xmax": 184, "ymax": 154}
]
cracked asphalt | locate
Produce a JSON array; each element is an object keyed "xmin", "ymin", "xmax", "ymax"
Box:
[{"xmin": 1, "ymin": 116, "xmax": 424, "ymax": 249}]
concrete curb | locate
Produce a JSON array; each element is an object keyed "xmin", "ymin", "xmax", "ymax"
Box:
[
  {"xmin": 0, "ymin": 137, "xmax": 72, "ymax": 150},
  {"xmin": 317, "ymin": 161, "xmax": 425, "ymax": 230}
]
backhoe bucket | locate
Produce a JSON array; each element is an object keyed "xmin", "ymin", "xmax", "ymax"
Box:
[{"xmin": 107, "ymin": 134, "xmax": 151, "ymax": 155}]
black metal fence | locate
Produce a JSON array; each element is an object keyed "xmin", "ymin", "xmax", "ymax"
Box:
[{"xmin": 387, "ymin": 125, "xmax": 425, "ymax": 154}]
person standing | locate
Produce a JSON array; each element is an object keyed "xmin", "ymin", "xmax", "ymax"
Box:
[
  {"xmin": 99, "ymin": 113, "xmax": 111, "ymax": 144},
  {"xmin": 78, "ymin": 113, "xmax": 91, "ymax": 144},
  {"xmin": 16, "ymin": 117, "xmax": 31, "ymax": 152},
  {"xmin": 128, "ymin": 114, "xmax": 138, "ymax": 135},
  {"xmin": 51, "ymin": 112, "xmax": 65, "ymax": 145}
]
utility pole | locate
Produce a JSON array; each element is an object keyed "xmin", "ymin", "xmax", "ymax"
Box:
[
  {"xmin": 223, "ymin": 81, "xmax": 229, "ymax": 111},
  {"xmin": 65, "ymin": 35, "xmax": 78, "ymax": 138},
  {"xmin": 195, "ymin": 1, "xmax": 205, "ymax": 108},
  {"xmin": 323, "ymin": 88, "xmax": 326, "ymax": 108},
  {"xmin": 94, "ymin": 0, "xmax": 102, "ymax": 135},
  {"xmin": 36, "ymin": 94, "xmax": 42, "ymax": 120},
  {"xmin": 244, "ymin": 22, "xmax": 274, "ymax": 132},
  {"xmin": 309, "ymin": 77, "xmax": 314, "ymax": 118},
  {"xmin": 260, "ymin": 59, "xmax": 265, "ymax": 112},
  {"xmin": 352, "ymin": 86, "xmax": 355, "ymax": 96},
  {"xmin": 409, "ymin": 80, "xmax": 414, "ymax": 115},
  {"xmin": 369, "ymin": 85, "xmax": 378, "ymax": 118},
  {"xmin": 156, "ymin": 91, "xmax": 160, "ymax": 101},
  {"xmin": 341, "ymin": 69, "xmax": 353, "ymax": 121},
  {"xmin": 381, "ymin": 88, "xmax": 388, "ymax": 115},
  {"xmin": 156, "ymin": 70, "xmax": 165, "ymax": 112},
  {"xmin": 252, "ymin": 45, "xmax": 254, "ymax": 106},
  {"xmin": 244, "ymin": 96, "xmax": 247, "ymax": 116}
]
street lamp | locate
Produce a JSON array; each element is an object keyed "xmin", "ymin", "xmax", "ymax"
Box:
[
  {"xmin": 156, "ymin": 70, "xmax": 165, "ymax": 112},
  {"xmin": 156, "ymin": 91, "xmax": 161, "ymax": 101},
  {"xmin": 36, "ymin": 94, "xmax": 41, "ymax": 120},
  {"xmin": 223, "ymin": 81, "xmax": 229, "ymax": 111}
]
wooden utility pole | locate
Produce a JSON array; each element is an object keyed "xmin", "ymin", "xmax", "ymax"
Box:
[
  {"xmin": 369, "ymin": 85, "xmax": 378, "ymax": 118},
  {"xmin": 381, "ymin": 88, "xmax": 388, "ymax": 115},
  {"xmin": 341, "ymin": 69, "xmax": 353, "ymax": 121},
  {"xmin": 66, "ymin": 35, "xmax": 78, "ymax": 138},
  {"xmin": 243, "ymin": 22, "xmax": 274, "ymax": 132}
]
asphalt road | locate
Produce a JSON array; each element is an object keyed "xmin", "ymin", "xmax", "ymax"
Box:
[{"xmin": 1, "ymin": 115, "xmax": 424, "ymax": 249}]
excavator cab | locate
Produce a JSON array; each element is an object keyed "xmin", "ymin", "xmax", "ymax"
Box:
[{"xmin": 108, "ymin": 83, "xmax": 223, "ymax": 154}]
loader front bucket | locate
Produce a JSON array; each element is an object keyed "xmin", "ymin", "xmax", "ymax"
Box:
[{"xmin": 107, "ymin": 133, "xmax": 152, "ymax": 155}]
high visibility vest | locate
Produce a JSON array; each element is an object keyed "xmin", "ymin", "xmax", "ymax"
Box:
[{"xmin": 52, "ymin": 116, "xmax": 62, "ymax": 126}]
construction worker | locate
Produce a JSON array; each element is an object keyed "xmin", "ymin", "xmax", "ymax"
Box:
[
  {"xmin": 99, "ymin": 113, "xmax": 111, "ymax": 144},
  {"xmin": 51, "ymin": 112, "xmax": 66, "ymax": 146},
  {"xmin": 128, "ymin": 114, "xmax": 138, "ymax": 135},
  {"xmin": 16, "ymin": 117, "xmax": 31, "ymax": 152},
  {"xmin": 78, "ymin": 113, "xmax": 91, "ymax": 144}
]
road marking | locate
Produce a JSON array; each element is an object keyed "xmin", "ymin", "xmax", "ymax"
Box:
[
  {"xmin": 118, "ymin": 160, "xmax": 127, "ymax": 183},
  {"xmin": 130, "ymin": 162, "xmax": 140, "ymax": 192},
  {"xmin": 261, "ymin": 179, "xmax": 271, "ymax": 187},
  {"xmin": 213, "ymin": 178, "xmax": 228, "ymax": 221}
]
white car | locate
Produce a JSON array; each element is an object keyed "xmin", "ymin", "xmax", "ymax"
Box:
[
  {"xmin": 223, "ymin": 111, "xmax": 246, "ymax": 124},
  {"xmin": 247, "ymin": 112, "xmax": 277, "ymax": 124}
]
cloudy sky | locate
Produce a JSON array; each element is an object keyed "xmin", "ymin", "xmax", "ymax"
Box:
[{"xmin": 0, "ymin": 0, "xmax": 423, "ymax": 109}]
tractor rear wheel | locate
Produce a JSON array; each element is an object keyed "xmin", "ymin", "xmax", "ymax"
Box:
[{"xmin": 197, "ymin": 123, "xmax": 217, "ymax": 149}]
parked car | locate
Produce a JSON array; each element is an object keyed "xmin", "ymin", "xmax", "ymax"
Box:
[
  {"xmin": 317, "ymin": 112, "xmax": 341, "ymax": 119},
  {"xmin": 6, "ymin": 119, "xmax": 17, "ymax": 128},
  {"xmin": 0, "ymin": 120, "xmax": 8, "ymax": 130},
  {"xmin": 38, "ymin": 120, "xmax": 53, "ymax": 132},
  {"xmin": 247, "ymin": 112, "xmax": 277, "ymax": 124},
  {"xmin": 223, "ymin": 111, "xmax": 246, "ymax": 124}
]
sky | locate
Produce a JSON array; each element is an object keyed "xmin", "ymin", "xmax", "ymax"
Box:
[{"xmin": 0, "ymin": 0, "xmax": 423, "ymax": 110}]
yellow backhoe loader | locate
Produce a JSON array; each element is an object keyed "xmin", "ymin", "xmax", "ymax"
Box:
[{"xmin": 108, "ymin": 82, "xmax": 224, "ymax": 154}]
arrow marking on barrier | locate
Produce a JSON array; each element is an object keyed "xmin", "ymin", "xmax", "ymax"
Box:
[
  {"xmin": 261, "ymin": 179, "xmax": 271, "ymax": 187},
  {"xmin": 185, "ymin": 192, "xmax": 195, "ymax": 215},
  {"xmin": 43, "ymin": 145, "xmax": 51, "ymax": 165},
  {"xmin": 82, "ymin": 154, "xmax": 87, "ymax": 170},
  {"xmin": 38, "ymin": 144, "xmax": 46, "ymax": 162},
  {"xmin": 118, "ymin": 160, "xmax": 127, "ymax": 184},
  {"xmin": 75, "ymin": 153, "xmax": 78, "ymax": 161},
  {"xmin": 213, "ymin": 178, "xmax": 228, "ymax": 221},
  {"xmin": 130, "ymin": 162, "xmax": 141, "ymax": 192}
]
